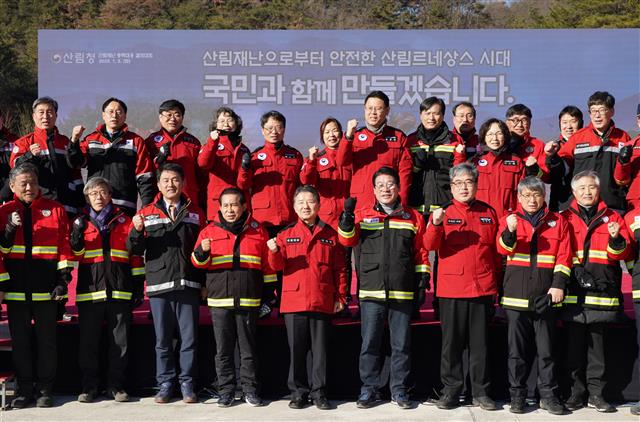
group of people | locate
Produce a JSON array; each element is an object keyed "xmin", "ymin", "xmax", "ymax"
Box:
[{"xmin": 0, "ymin": 89, "xmax": 638, "ymax": 416}]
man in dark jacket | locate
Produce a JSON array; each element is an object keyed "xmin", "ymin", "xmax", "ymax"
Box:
[{"xmin": 127, "ymin": 162, "xmax": 205, "ymax": 404}]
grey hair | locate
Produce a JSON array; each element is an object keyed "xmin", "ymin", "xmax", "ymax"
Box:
[
  {"xmin": 571, "ymin": 170, "xmax": 600, "ymax": 191},
  {"xmin": 449, "ymin": 163, "xmax": 478, "ymax": 183},
  {"xmin": 9, "ymin": 163, "xmax": 38, "ymax": 183},
  {"xmin": 32, "ymin": 96, "xmax": 58, "ymax": 113},
  {"xmin": 517, "ymin": 176, "xmax": 546, "ymax": 196},
  {"xmin": 83, "ymin": 176, "xmax": 112, "ymax": 196}
]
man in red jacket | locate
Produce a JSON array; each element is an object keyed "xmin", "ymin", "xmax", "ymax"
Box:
[
  {"xmin": 450, "ymin": 101, "xmax": 479, "ymax": 159},
  {"xmin": 267, "ymin": 185, "xmax": 346, "ymax": 410},
  {"xmin": 424, "ymin": 163, "xmax": 499, "ymax": 411},
  {"xmin": 505, "ymin": 104, "xmax": 547, "ymax": 178},
  {"xmin": 145, "ymin": 100, "xmax": 202, "ymax": 208}
]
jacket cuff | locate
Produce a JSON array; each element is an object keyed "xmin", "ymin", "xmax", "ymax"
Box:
[
  {"xmin": 608, "ymin": 235, "xmax": 626, "ymax": 254},
  {"xmin": 500, "ymin": 229, "xmax": 517, "ymax": 249},
  {"xmin": 551, "ymin": 272, "xmax": 568, "ymax": 289}
]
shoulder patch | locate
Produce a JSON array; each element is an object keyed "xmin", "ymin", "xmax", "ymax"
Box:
[
  {"xmin": 547, "ymin": 220, "xmax": 556, "ymax": 227},
  {"xmin": 257, "ymin": 152, "xmax": 267, "ymax": 161},
  {"xmin": 154, "ymin": 135, "xmax": 163, "ymax": 143},
  {"xmin": 12, "ymin": 145, "xmax": 19, "ymax": 154},
  {"xmin": 358, "ymin": 133, "xmax": 368, "ymax": 141},
  {"xmin": 41, "ymin": 209, "xmax": 51, "ymax": 217},
  {"xmin": 319, "ymin": 157, "xmax": 329, "ymax": 166},
  {"xmin": 250, "ymin": 221, "xmax": 258, "ymax": 229}
]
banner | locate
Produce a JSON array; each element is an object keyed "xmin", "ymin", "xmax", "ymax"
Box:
[{"xmin": 39, "ymin": 29, "xmax": 639, "ymax": 150}]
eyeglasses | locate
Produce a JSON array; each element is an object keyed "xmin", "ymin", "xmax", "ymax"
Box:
[
  {"xmin": 485, "ymin": 132, "xmax": 505, "ymax": 138},
  {"xmin": 161, "ymin": 112, "xmax": 182, "ymax": 120},
  {"xmin": 507, "ymin": 118, "xmax": 529, "ymax": 126},
  {"xmin": 375, "ymin": 182, "xmax": 397, "ymax": 190},
  {"xmin": 589, "ymin": 108, "xmax": 609, "ymax": 116},
  {"xmin": 87, "ymin": 190, "xmax": 109, "ymax": 198},
  {"xmin": 519, "ymin": 192, "xmax": 543, "ymax": 200},
  {"xmin": 263, "ymin": 125, "xmax": 284, "ymax": 133},
  {"xmin": 451, "ymin": 180, "xmax": 475, "ymax": 188}
]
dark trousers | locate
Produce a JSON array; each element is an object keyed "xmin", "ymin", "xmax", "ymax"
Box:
[
  {"xmin": 284, "ymin": 312, "xmax": 329, "ymax": 399},
  {"xmin": 359, "ymin": 300, "xmax": 412, "ymax": 396},
  {"xmin": 265, "ymin": 225, "xmax": 285, "ymax": 306},
  {"xmin": 565, "ymin": 321, "xmax": 606, "ymax": 397},
  {"xmin": 210, "ymin": 307, "xmax": 258, "ymax": 395},
  {"xmin": 439, "ymin": 296, "xmax": 491, "ymax": 397},
  {"xmin": 505, "ymin": 309, "xmax": 558, "ymax": 399},
  {"xmin": 6, "ymin": 301, "xmax": 58, "ymax": 395},
  {"xmin": 635, "ymin": 303, "xmax": 640, "ymax": 391},
  {"xmin": 78, "ymin": 301, "xmax": 131, "ymax": 392},
  {"xmin": 149, "ymin": 289, "xmax": 200, "ymax": 386}
]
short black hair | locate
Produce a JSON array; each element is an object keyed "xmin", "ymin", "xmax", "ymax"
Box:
[
  {"xmin": 102, "ymin": 97, "xmax": 128, "ymax": 114},
  {"xmin": 211, "ymin": 106, "xmax": 243, "ymax": 134},
  {"xmin": 293, "ymin": 185, "xmax": 320, "ymax": 203},
  {"xmin": 157, "ymin": 162, "xmax": 184, "ymax": 181},
  {"xmin": 219, "ymin": 187, "xmax": 246, "ymax": 205},
  {"xmin": 420, "ymin": 96, "xmax": 445, "ymax": 114},
  {"xmin": 452, "ymin": 101, "xmax": 476, "ymax": 117},
  {"xmin": 260, "ymin": 110, "xmax": 286, "ymax": 129},
  {"xmin": 372, "ymin": 166, "xmax": 400, "ymax": 187},
  {"xmin": 506, "ymin": 104, "xmax": 532, "ymax": 119},
  {"xmin": 364, "ymin": 91, "xmax": 390, "ymax": 108},
  {"xmin": 588, "ymin": 91, "xmax": 615, "ymax": 109},
  {"xmin": 159, "ymin": 99, "xmax": 185, "ymax": 115},
  {"xmin": 558, "ymin": 105, "xmax": 584, "ymax": 129}
]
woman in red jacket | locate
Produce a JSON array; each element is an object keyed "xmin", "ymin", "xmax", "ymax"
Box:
[{"xmin": 267, "ymin": 185, "xmax": 347, "ymax": 411}]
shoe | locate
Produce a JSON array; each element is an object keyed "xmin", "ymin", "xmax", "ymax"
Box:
[
  {"xmin": 111, "ymin": 389, "xmax": 130, "ymax": 403},
  {"xmin": 564, "ymin": 394, "xmax": 584, "ymax": 411},
  {"xmin": 36, "ymin": 393, "xmax": 53, "ymax": 408},
  {"xmin": 540, "ymin": 397, "xmax": 566, "ymax": 415},
  {"xmin": 472, "ymin": 396, "xmax": 497, "ymax": 411},
  {"xmin": 77, "ymin": 389, "xmax": 97, "ymax": 403},
  {"xmin": 435, "ymin": 394, "xmax": 459, "ymax": 410},
  {"xmin": 288, "ymin": 396, "xmax": 308, "ymax": 409},
  {"xmin": 312, "ymin": 395, "xmax": 331, "ymax": 410},
  {"xmin": 391, "ymin": 393, "xmax": 411, "ymax": 409},
  {"xmin": 509, "ymin": 396, "xmax": 525, "ymax": 414},
  {"xmin": 356, "ymin": 391, "xmax": 381, "ymax": 409},
  {"xmin": 217, "ymin": 392, "xmax": 235, "ymax": 408},
  {"xmin": 180, "ymin": 382, "xmax": 197, "ymax": 403},
  {"xmin": 154, "ymin": 382, "xmax": 173, "ymax": 404},
  {"xmin": 587, "ymin": 395, "xmax": 615, "ymax": 413},
  {"xmin": 631, "ymin": 403, "xmax": 640, "ymax": 415},
  {"xmin": 243, "ymin": 392, "xmax": 263, "ymax": 407},
  {"xmin": 11, "ymin": 394, "xmax": 33, "ymax": 409}
]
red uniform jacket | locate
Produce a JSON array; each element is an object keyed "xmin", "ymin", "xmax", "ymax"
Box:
[
  {"xmin": 237, "ymin": 142, "xmax": 303, "ymax": 227},
  {"xmin": 192, "ymin": 215, "xmax": 276, "ymax": 309},
  {"xmin": 268, "ymin": 219, "xmax": 347, "ymax": 314},
  {"xmin": 0, "ymin": 195, "xmax": 74, "ymax": 301},
  {"xmin": 451, "ymin": 127, "xmax": 480, "ymax": 159},
  {"xmin": 513, "ymin": 134, "xmax": 548, "ymax": 179},
  {"xmin": 623, "ymin": 206, "xmax": 640, "ymax": 302},
  {"xmin": 563, "ymin": 200, "xmax": 631, "ymax": 310},
  {"xmin": 496, "ymin": 205, "xmax": 572, "ymax": 311},
  {"xmin": 424, "ymin": 199, "xmax": 499, "ymax": 298},
  {"xmin": 145, "ymin": 128, "xmax": 202, "ymax": 206},
  {"xmin": 299, "ymin": 147, "xmax": 351, "ymax": 229},
  {"xmin": 614, "ymin": 134, "xmax": 640, "ymax": 206},
  {"xmin": 336, "ymin": 124, "xmax": 412, "ymax": 207},
  {"xmin": 197, "ymin": 134, "xmax": 251, "ymax": 220},
  {"xmin": 472, "ymin": 150, "xmax": 529, "ymax": 218}
]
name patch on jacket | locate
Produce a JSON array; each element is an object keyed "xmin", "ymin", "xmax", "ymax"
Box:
[
  {"xmin": 319, "ymin": 238, "xmax": 334, "ymax": 245},
  {"xmin": 503, "ymin": 160, "xmax": 517, "ymax": 166},
  {"xmin": 479, "ymin": 217, "xmax": 493, "ymax": 224},
  {"xmin": 446, "ymin": 218, "xmax": 463, "ymax": 225},
  {"xmin": 363, "ymin": 218, "xmax": 379, "ymax": 223},
  {"xmin": 286, "ymin": 237, "xmax": 301, "ymax": 244},
  {"xmin": 384, "ymin": 136, "xmax": 397, "ymax": 142},
  {"xmin": 284, "ymin": 153, "xmax": 297, "ymax": 159},
  {"xmin": 575, "ymin": 143, "xmax": 590, "ymax": 148}
]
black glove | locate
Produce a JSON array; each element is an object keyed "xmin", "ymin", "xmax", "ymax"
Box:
[
  {"xmin": 70, "ymin": 215, "xmax": 87, "ymax": 251},
  {"xmin": 156, "ymin": 143, "xmax": 171, "ymax": 165},
  {"xmin": 416, "ymin": 272, "xmax": 431, "ymax": 294},
  {"xmin": 132, "ymin": 275, "xmax": 145, "ymax": 308},
  {"xmin": 339, "ymin": 197, "xmax": 357, "ymax": 231},
  {"xmin": 508, "ymin": 133, "xmax": 524, "ymax": 153},
  {"xmin": 618, "ymin": 145, "xmax": 632, "ymax": 164},
  {"xmin": 241, "ymin": 152, "xmax": 251, "ymax": 170},
  {"xmin": 51, "ymin": 283, "xmax": 68, "ymax": 299},
  {"xmin": 413, "ymin": 147, "xmax": 428, "ymax": 169}
]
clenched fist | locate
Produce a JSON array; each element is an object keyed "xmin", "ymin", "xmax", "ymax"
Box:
[
  {"xmin": 506, "ymin": 214, "xmax": 518, "ymax": 232},
  {"xmin": 29, "ymin": 143, "xmax": 41, "ymax": 156},
  {"xmin": 308, "ymin": 146, "xmax": 319, "ymax": 161},
  {"xmin": 455, "ymin": 143, "xmax": 465, "ymax": 154},
  {"xmin": 267, "ymin": 238, "xmax": 278, "ymax": 252},
  {"xmin": 132, "ymin": 214, "xmax": 144, "ymax": 232},
  {"xmin": 200, "ymin": 238, "xmax": 212, "ymax": 252},
  {"xmin": 431, "ymin": 208, "xmax": 445, "ymax": 225},
  {"xmin": 544, "ymin": 140, "xmax": 559, "ymax": 156},
  {"xmin": 71, "ymin": 125, "xmax": 85, "ymax": 142},
  {"xmin": 608, "ymin": 221, "xmax": 620, "ymax": 238},
  {"xmin": 209, "ymin": 130, "xmax": 219, "ymax": 142},
  {"xmin": 346, "ymin": 119, "xmax": 358, "ymax": 139},
  {"xmin": 524, "ymin": 156, "xmax": 537, "ymax": 167},
  {"xmin": 8, "ymin": 211, "xmax": 21, "ymax": 227}
]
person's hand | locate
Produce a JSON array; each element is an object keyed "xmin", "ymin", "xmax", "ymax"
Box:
[
  {"xmin": 201, "ymin": 287, "xmax": 208, "ymax": 301},
  {"xmin": 210, "ymin": 130, "xmax": 219, "ymax": 142},
  {"xmin": 431, "ymin": 208, "xmax": 445, "ymax": 225},
  {"xmin": 308, "ymin": 146, "xmax": 319, "ymax": 161},
  {"xmin": 548, "ymin": 287, "xmax": 564, "ymax": 304},
  {"xmin": 618, "ymin": 145, "xmax": 632, "ymax": 164},
  {"xmin": 200, "ymin": 238, "xmax": 212, "ymax": 252},
  {"xmin": 525, "ymin": 156, "xmax": 537, "ymax": 167},
  {"xmin": 132, "ymin": 214, "xmax": 144, "ymax": 232},
  {"xmin": 346, "ymin": 119, "xmax": 358, "ymax": 139},
  {"xmin": 73, "ymin": 215, "xmax": 87, "ymax": 232},
  {"xmin": 544, "ymin": 141, "xmax": 559, "ymax": 156},
  {"xmin": 29, "ymin": 143, "xmax": 41, "ymax": 156},
  {"xmin": 51, "ymin": 284, "xmax": 67, "ymax": 301},
  {"xmin": 267, "ymin": 238, "xmax": 278, "ymax": 252},
  {"xmin": 608, "ymin": 221, "xmax": 621, "ymax": 238},
  {"xmin": 455, "ymin": 143, "xmax": 465, "ymax": 154},
  {"xmin": 241, "ymin": 153, "xmax": 251, "ymax": 170},
  {"xmin": 333, "ymin": 301, "xmax": 344, "ymax": 313},
  {"xmin": 71, "ymin": 125, "xmax": 85, "ymax": 143},
  {"xmin": 8, "ymin": 211, "xmax": 21, "ymax": 228},
  {"xmin": 506, "ymin": 214, "xmax": 518, "ymax": 233}
]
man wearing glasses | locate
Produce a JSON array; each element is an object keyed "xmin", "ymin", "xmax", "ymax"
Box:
[
  {"xmin": 450, "ymin": 101, "xmax": 479, "ymax": 160},
  {"xmin": 424, "ymin": 163, "xmax": 499, "ymax": 411},
  {"xmin": 505, "ymin": 103, "xmax": 547, "ymax": 178},
  {"xmin": 145, "ymin": 100, "xmax": 202, "ymax": 209},
  {"xmin": 546, "ymin": 91, "xmax": 631, "ymax": 213}
]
